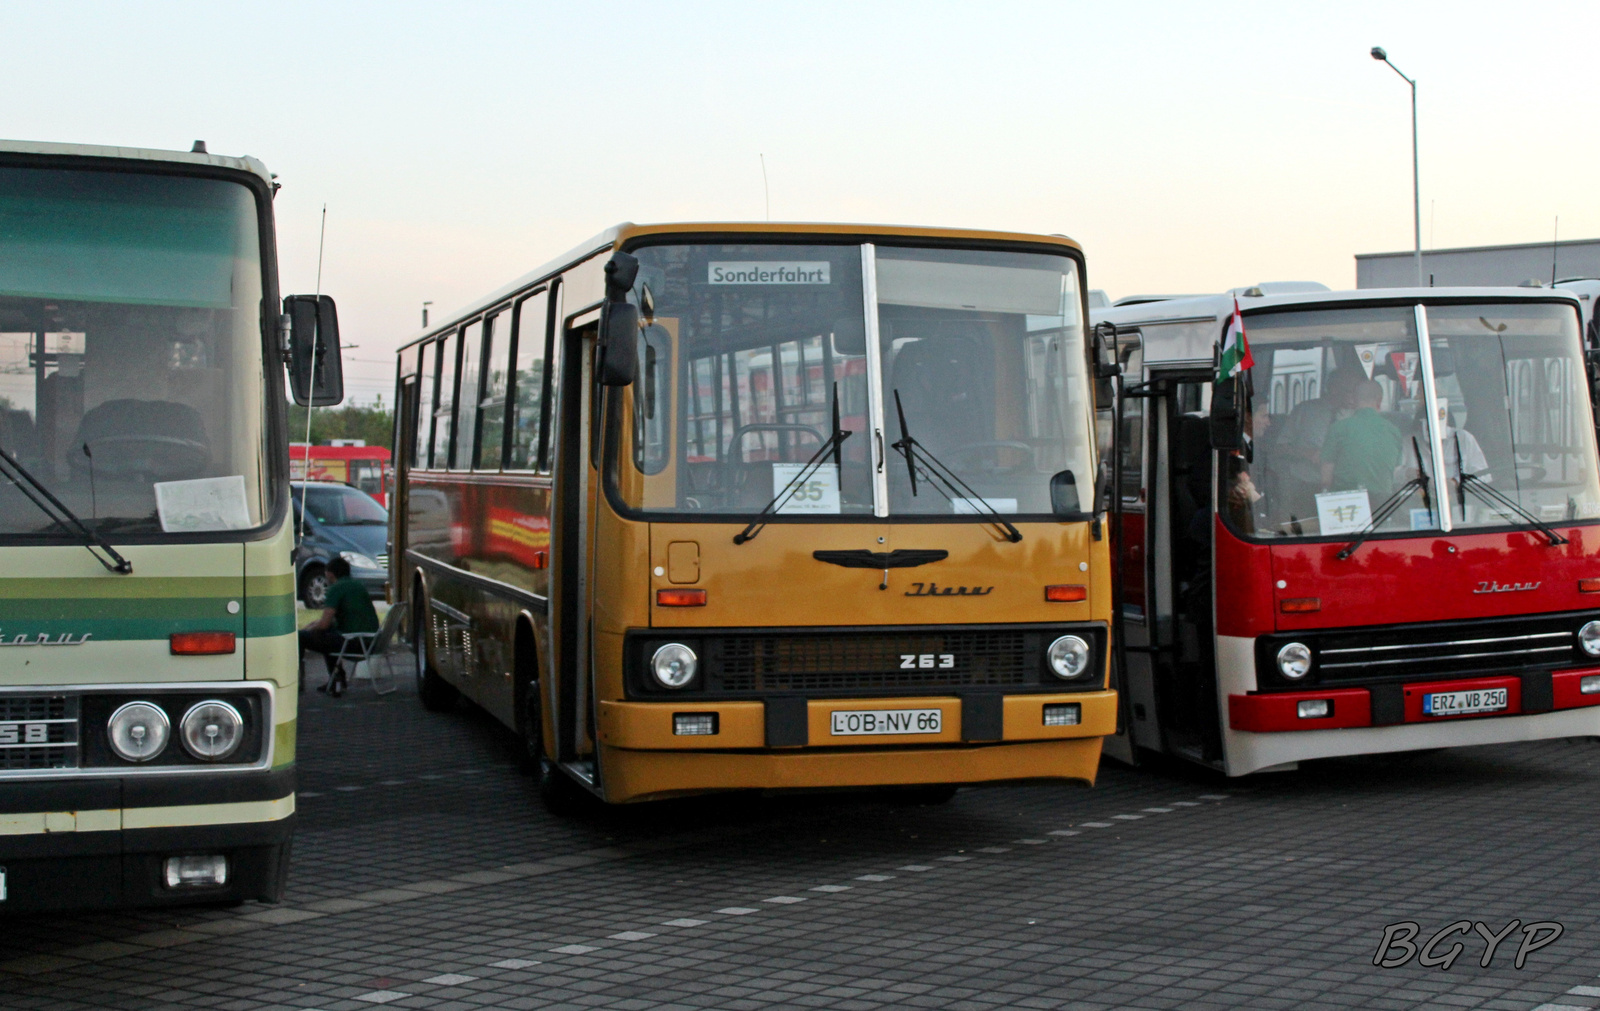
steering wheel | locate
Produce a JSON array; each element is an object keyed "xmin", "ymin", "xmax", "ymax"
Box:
[
  {"xmin": 725, "ymin": 423, "xmax": 825, "ymax": 463},
  {"xmin": 944, "ymin": 441, "xmax": 1038, "ymax": 475}
]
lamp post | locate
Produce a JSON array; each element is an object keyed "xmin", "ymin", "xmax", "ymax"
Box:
[{"xmin": 1371, "ymin": 46, "xmax": 1422, "ymax": 287}]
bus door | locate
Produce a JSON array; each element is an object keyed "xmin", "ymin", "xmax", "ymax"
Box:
[
  {"xmin": 1142, "ymin": 373, "xmax": 1224, "ymax": 765},
  {"xmin": 549, "ymin": 310, "xmax": 600, "ymax": 787},
  {"xmin": 1104, "ymin": 342, "xmax": 1147, "ymax": 766},
  {"xmin": 392, "ymin": 374, "xmax": 418, "ymax": 599}
]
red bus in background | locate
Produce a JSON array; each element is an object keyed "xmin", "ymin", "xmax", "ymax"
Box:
[
  {"xmin": 1094, "ymin": 285, "xmax": 1600, "ymax": 776},
  {"xmin": 290, "ymin": 444, "xmax": 392, "ymax": 507}
]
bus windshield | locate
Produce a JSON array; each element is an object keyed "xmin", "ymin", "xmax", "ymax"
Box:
[
  {"xmin": 0, "ymin": 167, "xmax": 269, "ymax": 538},
  {"xmin": 621, "ymin": 242, "xmax": 1091, "ymax": 519},
  {"xmin": 1226, "ymin": 301, "xmax": 1600, "ymax": 539}
]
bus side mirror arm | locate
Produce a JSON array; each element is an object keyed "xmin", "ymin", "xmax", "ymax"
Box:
[
  {"xmin": 598, "ymin": 252, "xmax": 640, "ymax": 387},
  {"xmin": 1210, "ymin": 343, "xmax": 1245, "ymax": 451}
]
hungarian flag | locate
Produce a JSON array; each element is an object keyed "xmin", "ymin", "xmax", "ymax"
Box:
[{"xmin": 1218, "ymin": 296, "xmax": 1254, "ymax": 381}]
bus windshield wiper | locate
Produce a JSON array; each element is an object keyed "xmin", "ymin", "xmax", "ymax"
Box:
[
  {"xmin": 890, "ymin": 390, "xmax": 1022, "ymax": 544},
  {"xmin": 0, "ymin": 444, "xmax": 132, "ymax": 573},
  {"xmin": 1454, "ymin": 433, "xmax": 1567, "ymax": 546},
  {"xmin": 1336, "ymin": 437, "xmax": 1431, "ymax": 561},
  {"xmin": 732, "ymin": 383, "xmax": 852, "ymax": 545}
]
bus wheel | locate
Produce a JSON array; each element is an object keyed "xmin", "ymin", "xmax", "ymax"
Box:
[
  {"xmin": 414, "ymin": 616, "xmax": 458, "ymax": 712},
  {"xmin": 539, "ymin": 760, "xmax": 590, "ymax": 817},
  {"xmin": 301, "ymin": 566, "xmax": 329, "ymax": 608},
  {"xmin": 517, "ymin": 683, "xmax": 543, "ymax": 774}
]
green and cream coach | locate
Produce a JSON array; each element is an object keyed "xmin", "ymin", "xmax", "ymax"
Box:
[{"xmin": 0, "ymin": 139, "xmax": 343, "ymax": 911}]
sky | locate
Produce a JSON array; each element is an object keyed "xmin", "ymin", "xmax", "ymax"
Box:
[{"xmin": 4, "ymin": 1, "xmax": 1597, "ymax": 404}]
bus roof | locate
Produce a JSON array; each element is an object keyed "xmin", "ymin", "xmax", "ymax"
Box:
[
  {"xmin": 395, "ymin": 222, "xmax": 1086, "ymax": 353},
  {"xmin": 1092, "ymin": 286, "xmax": 1585, "ymax": 366},
  {"xmin": 0, "ymin": 138, "xmax": 273, "ymax": 186}
]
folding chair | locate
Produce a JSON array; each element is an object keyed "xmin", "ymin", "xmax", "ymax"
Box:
[{"xmin": 332, "ymin": 601, "xmax": 408, "ymax": 697}]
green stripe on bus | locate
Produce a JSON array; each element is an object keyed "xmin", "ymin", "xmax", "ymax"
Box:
[{"xmin": 0, "ymin": 591, "xmax": 297, "ymax": 640}]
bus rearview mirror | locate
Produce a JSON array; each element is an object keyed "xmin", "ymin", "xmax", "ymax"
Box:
[
  {"xmin": 598, "ymin": 301, "xmax": 640, "ymax": 386},
  {"xmin": 284, "ymin": 294, "xmax": 344, "ymax": 407}
]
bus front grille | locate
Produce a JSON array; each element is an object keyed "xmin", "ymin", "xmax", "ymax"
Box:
[
  {"xmin": 707, "ymin": 630, "xmax": 1037, "ymax": 693},
  {"xmin": 0, "ymin": 694, "xmax": 79, "ymax": 770},
  {"xmin": 1257, "ymin": 611, "xmax": 1595, "ymax": 689}
]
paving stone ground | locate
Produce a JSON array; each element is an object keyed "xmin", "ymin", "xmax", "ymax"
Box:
[{"xmin": 3, "ymin": 646, "xmax": 1599, "ymax": 1010}]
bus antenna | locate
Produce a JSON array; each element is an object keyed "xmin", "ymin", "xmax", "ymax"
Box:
[
  {"xmin": 298, "ymin": 203, "xmax": 327, "ymax": 548},
  {"xmin": 760, "ymin": 154, "xmax": 770, "ymax": 221},
  {"xmin": 1551, "ymin": 216, "xmax": 1559, "ymax": 285}
]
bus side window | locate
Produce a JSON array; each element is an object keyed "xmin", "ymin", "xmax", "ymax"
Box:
[
  {"xmin": 433, "ymin": 329, "xmax": 460, "ymax": 468},
  {"xmin": 507, "ymin": 290, "xmax": 549, "ymax": 471},
  {"xmin": 1119, "ymin": 350, "xmax": 1144, "ymax": 505},
  {"xmin": 476, "ymin": 309, "xmax": 513, "ymax": 470},
  {"xmin": 414, "ymin": 340, "xmax": 437, "ymax": 468},
  {"xmin": 453, "ymin": 319, "xmax": 484, "ymax": 470}
]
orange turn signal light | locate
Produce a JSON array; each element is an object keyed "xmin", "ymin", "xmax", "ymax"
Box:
[
  {"xmin": 656, "ymin": 588, "xmax": 706, "ymax": 607},
  {"xmin": 1580, "ymin": 578, "xmax": 1600, "ymax": 593},
  {"xmin": 1045, "ymin": 585, "xmax": 1087, "ymax": 602},
  {"xmin": 170, "ymin": 631, "xmax": 236, "ymax": 655},
  {"xmin": 1279, "ymin": 598, "xmax": 1321, "ymax": 614}
]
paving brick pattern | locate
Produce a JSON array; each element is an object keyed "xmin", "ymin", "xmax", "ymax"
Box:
[{"xmin": 2, "ymin": 650, "xmax": 1599, "ymax": 1009}]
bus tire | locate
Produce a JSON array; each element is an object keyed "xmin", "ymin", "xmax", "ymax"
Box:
[
  {"xmin": 414, "ymin": 610, "xmax": 458, "ymax": 712},
  {"xmin": 539, "ymin": 761, "xmax": 590, "ymax": 817},
  {"xmin": 517, "ymin": 684, "xmax": 542, "ymax": 774}
]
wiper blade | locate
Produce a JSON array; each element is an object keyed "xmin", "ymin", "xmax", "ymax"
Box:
[
  {"xmin": 1338, "ymin": 436, "xmax": 1433, "ymax": 560},
  {"xmin": 890, "ymin": 389, "xmax": 1022, "ymax": 544},
  {"xmin": 733, "ymin": 383, "xmax": 852, "ymax": 545},
  {"xmin": 1454, "ymin": 434, "xmax": 1567, "ymax": 545},
  {"xmin": 0, "ymin": 444, "xmax": 132, "ymax": 573}
]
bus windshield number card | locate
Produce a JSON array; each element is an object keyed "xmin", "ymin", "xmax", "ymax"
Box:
[{"xmin": 772, "ymin": 463, "xmax": 840, "ymax": 514}]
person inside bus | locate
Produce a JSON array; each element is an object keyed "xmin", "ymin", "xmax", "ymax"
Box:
[
  {"xmin": 1274, "ymin": 368, "xmax": 1361, "ymax": 518},
  {"xmin": 298, "ymin": 556, "xmax": 380, "ymax": 696},
  {"xmin": 1320, "ymin": 377, "xmax": 1403, "ymax": 499}
]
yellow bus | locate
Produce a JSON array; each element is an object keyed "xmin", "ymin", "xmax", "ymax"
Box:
[
  {"xmin": 392, "ymin": 223, "xmax": 1117, "ymax": 806},
  {"xmin": 0, "ymin": 140, "xmax": 342, "ymax": 910}
]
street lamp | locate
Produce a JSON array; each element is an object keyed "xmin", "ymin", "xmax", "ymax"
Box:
[{"xmin": 1371, "ymin": 46, "xmax": 1422, "ymax": 287}]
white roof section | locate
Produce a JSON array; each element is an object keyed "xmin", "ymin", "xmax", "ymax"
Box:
[
  {"xmin": 0, "ymin": 138, "xmax": 273, "ymax": 186},
  {"xmin": 1093, "ymin": 286, "xmax": 1584, "ymax": 366}
]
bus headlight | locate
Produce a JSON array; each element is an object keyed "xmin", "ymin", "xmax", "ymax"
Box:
[
  {"xmin": 651, "ymin": 643, "xmax": 698, "ymax": 689},
  {"xmin": 1046, "ymin": 635, "xmax": 1091, "ymax": 679},
  {"xmin": 179, "ymin": 700, "xmax": 245, "ymax": 761},
  {"xmin": 1276, "ymin": 642, "xmax": 1313, "ymax": 680},
  {"xmin": 108, "ymin": 702, "xmax": 170, "ymax": 762},
  {"xmin": 1580, "ymin": 620, "xmax": 1600, "ymax": 657}
]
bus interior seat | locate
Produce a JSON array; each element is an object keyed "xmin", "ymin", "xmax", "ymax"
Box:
[
  {"xmin": 888, "ymin": 334, "xmax": 994, "ymax": 450},
  {"xmin": 71, "ymin": 399, "xmax": 211, "ymax": 480}
]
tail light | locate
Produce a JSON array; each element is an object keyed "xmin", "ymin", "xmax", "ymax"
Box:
[{"xmin": 170, "ymin": 632, "xmax": 236, "ymax": 655}]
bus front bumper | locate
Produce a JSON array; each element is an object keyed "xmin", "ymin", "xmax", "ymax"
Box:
[
  {"xmin": 0, "ymin": 768, "xmax": 295, "ymax": 913},
  {"xmin": 596, "ymin": 691, "xmax": 1115, "ymax": 802}
]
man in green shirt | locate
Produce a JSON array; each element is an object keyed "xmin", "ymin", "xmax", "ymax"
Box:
[
  {"xmin": 299, "ymin": 557, "xmax": 381, "ymax": 697},
  {"xmin": 1320, "ymin": 378, "xmax": 1403, "ymax": 500}
]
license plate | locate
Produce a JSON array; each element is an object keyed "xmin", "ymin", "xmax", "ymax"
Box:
[
  {"xmin": 830, "ymin": 708, "xmax": 942, "ymax": 736},
  {"xmin": 1422, "ymin": 688, "xmax": 1508, "ymax": 716}
]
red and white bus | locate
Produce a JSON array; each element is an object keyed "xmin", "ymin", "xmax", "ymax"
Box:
[
  {"xmin": 290, "ymin": 444, "xmax": 392, "ymax": 507},
  {"xmin": 1095, "ymin": 286, "xmax": 1600, "ymax": 775}
]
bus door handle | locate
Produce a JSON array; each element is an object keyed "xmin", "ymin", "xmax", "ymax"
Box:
[{"xmin": 874, "ymin": 429, "xmax": 884, "ymax": 472}]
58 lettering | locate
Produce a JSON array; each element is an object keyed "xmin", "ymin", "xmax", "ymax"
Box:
[
  {"xmin": 0, "ymin": 723, "xmax": 47, "ymax": 745},
  {"xmin": 900, "ymin": 653, "xmax": 956, "ymax": 670}
]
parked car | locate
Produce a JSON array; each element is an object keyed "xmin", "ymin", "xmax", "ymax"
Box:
[{"xmin": 291, "ymin": 481, "xmax": 388, "ymax": 607}]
